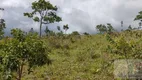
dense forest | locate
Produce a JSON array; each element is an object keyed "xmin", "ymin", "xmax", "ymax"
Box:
[{"xmin": 0, "ymin": 0, "xmax": 142, "ymax": 80}]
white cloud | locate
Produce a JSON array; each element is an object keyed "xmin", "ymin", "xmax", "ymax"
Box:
[
  {"xmin": 0, "ymin": 0, "xmax": 32, "ymax": 8},
  {"xmin": 0, "ymin": 0, "xmax": 142, "ymax": 35}
]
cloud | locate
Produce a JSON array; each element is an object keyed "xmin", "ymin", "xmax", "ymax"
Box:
[
  {"xmin": 0, "ymin": 0, "xmax": 142, "ymax": 35},
  {"xmin": 0, "ymin": 0, "xmax": 34, "ymax": 8},
  {"xmin": 51, "ymin": 0, "xmax": 142, "ymax": 33}
]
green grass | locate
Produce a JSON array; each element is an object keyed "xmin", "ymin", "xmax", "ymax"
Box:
[
  {"xmin": 21, "ymin": 34, "xmax": 119, "ymax": 80},
  {"xmin": 12, "ymin": 31, "xmax": 142, "ymax": 80}
]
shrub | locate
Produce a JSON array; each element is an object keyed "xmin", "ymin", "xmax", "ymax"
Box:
[
  {"xmin": 0, "ymin": 28, "xmax": 51, "ymax": 80},
  {"xmin": 71, "ymin": 31, "xmax": 80, "ymax": 35}
]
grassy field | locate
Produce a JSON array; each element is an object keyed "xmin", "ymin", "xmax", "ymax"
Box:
[
  {"xmin": 20, "ymin": 33, "xmax": 122, "ymax": 80},
  {"xmin": 1, "ymin": 30, "xmax": 142, "ymax": 80}
]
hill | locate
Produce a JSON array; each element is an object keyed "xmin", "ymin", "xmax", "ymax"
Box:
[{"xmin": 21, "ymin": 30, "xmax": 142, "ymax": 80}]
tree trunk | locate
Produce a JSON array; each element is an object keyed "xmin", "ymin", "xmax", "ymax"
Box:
[
  {"xmin": 17, "ymin": 67, "xmax": 21, "ymax": 80},
  {"xmin": 40, "ymin": 20, "xmax": 42, "ymax": 37},
  {"xmin": 17, "ymin": 64, "xmax": 23, "ymax": 80}
]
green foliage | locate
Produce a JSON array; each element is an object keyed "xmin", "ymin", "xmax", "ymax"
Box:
[
  {"xmin": 105, "ymin": 32, "xmax": 142, "ymax": 79},
  {"xmin": 107, "ymin": 23, "xmax": 115, "ymax": 34},
  {"xmin": 106, "ymin": 32, "xmax": 142, "ymax": 59},
  {"xmin": 44, "ymin": 26, "xmax": 50, "ymax": 36},
  {"xmin": 63, "ymin": 24, "xmax": 69, "ymax": 34},
  {"xmin": 0, "ymin": 28, "xmax": 51, "ymax": 80},
  {"xmin": 47, "ymin": 36, "xmax": 60, "ymax": 48},
  {"xmin": 126, "ymin": 25, "xmax": 132, "ymax": 31},
  {"xmin": 83, "ymin": 32, "xmax": 90, "ymax": 35},
  {"xmin": 56, "ymin": 31, "xmax": 64, "ymax": 37},
  {"xmin": 39, "ymin": 34, "xmax": 114, "ymax": 80},
  {"xmin": 96, "ymin": 24, "xmax": 107, "ymax": 33},
  {"xmin": 47, "ymin": 36, "xmax": 70, "ymax": 50},
  {"xmin": 24, "ymin": 0, "xmax": 62, "ymax": 37},
  {"xmin": 134, "ymin": 11, "xmax": 142, "ymax": 21},
  {"xmin": 48, "ymin": 31, "xmax": 56, "ymax": 36},
  {"xmin": 2, "ymin": 7, "xmax": 142, "ymax": 80},
  {"xmin": 96, "ymin": 23, "xmax": 115, "ymax": 34},
  {"xmin": 71, "ymin": 31, "xmax": 80, "ymax": 35},
  {"xmin": 29, "ymin": 28, "xmax": 36, "ymax": 34},
  {"xmin": 107, "ymin": 35, "xmax": 130, "ymax": 57},
  {"xmin": 57, "ymin": 26, "xmax": 61, "ymax": 31},
  {"xmin": 56, "ymin": 26, "xmax": 64, "ymax": 37},
  {"xmin": 0, "ymin": 19, "xmax": 6, "ymax": 39},
  {"xmin": 44, "ymin": 26, "xmax": 57, "ymax": 36}
]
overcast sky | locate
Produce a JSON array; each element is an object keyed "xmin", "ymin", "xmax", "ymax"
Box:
[{"xmin": 0, "ymin": 0, "xmax": 142, "ymax": 35}]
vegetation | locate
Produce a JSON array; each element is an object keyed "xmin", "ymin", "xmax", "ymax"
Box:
[
  {"xmin": 63, "ymin": 24, "xmax": 69, "ymax": 34},
  {"xmin": 0, "ymin": 29, "xmax": 51, "ymax": 80},
  {"xmin": 24, "ymin": 0, "xmax": 62, "ymax": 37},
  {"xmin": 1, "ymin": 30, "xmax": 142, "ymax": 80},
  {"xmin": 134, "ymin": 11, "xmax": 142, "ymax": 21},
  {"xmin": 96, "ymin": 23, "xmax": 115, "ymax": 34},
  {"xmin": 1, "ymin": 1, "xmax": 142, "ymax": 80},
  {"xmin": 0, "ymin": 8, "xmax": 5, "ymax": 39}
]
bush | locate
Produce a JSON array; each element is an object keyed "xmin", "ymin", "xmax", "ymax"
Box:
[
  {"xmin": 71, "ymin": 31, "xmax": 80, "ymax": 35},
  {"xmin": 0, "ymin": 28, "xmax": 51, "ymax": 80}
]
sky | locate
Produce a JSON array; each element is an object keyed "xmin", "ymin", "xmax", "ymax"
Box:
[{"xmin": 0, "ymin": 0, "xmax": 142, "ymax": 35}]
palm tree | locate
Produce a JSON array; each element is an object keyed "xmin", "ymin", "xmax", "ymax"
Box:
[
  {"xmin": 63, "ymin": 24, "xmax": 69, "ymax": 34},
  {"xmin": 121, "ymin": 21, "xmax": 123, "ymax": 31}
]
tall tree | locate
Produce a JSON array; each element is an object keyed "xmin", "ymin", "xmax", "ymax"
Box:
[
  {"xmin": 63, "ymin": 24, "xmax": 69, "ymax": 34},
  {"xmin": 107, "ymin": 23, "xmax": 115, "ymax": 33},
  {"xmin": 24, "ymin": 0, "xmax": 62, "ymax": 37},
  {"xmin": 0, "ymin": 8, "xmax": 5, "ymax": 39},
  {"xmin": 134, "ymin": 11, "xmax": 142, "ymax": 30},
  {"xmin": 121, "ymin": 21, "xmax": 123, "ymax": 31},
  {"xmin": 96, "ymin": 24, "xmax": 107, "ymax": 34}
]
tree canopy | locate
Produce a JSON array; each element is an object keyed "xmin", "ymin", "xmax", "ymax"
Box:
[
  {"xmin": 0, "ymin": 29, "xmax": 51, "ymax": 80},
  {"xmin": 63, "ymin": 24, "xmax": 69, "ymax": 34},
  {"xmin": 24, "ymin": 0, "xmax": 62, "ymax": 37},
  {"xmin": 134, "ymin": 11, "xmax": 142, "ymax": 21},
  {"xmin": 0, "ymin": 8, "xmax": 5, "ymax": 39}
]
